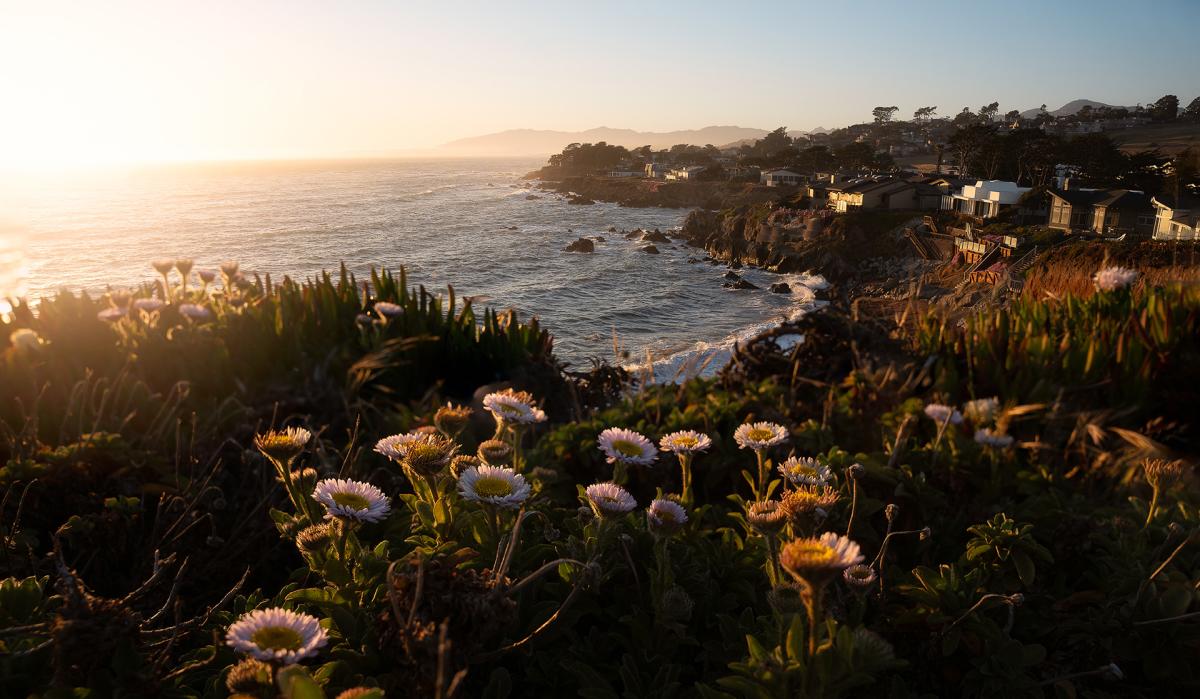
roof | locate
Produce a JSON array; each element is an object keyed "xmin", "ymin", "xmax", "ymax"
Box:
[
  {"xmin": 828, "ymin": 178, "xmax": 912, "ymax": 195},
  {"xmin": 1050, "ymin": 188, "xmax": 1152, "ymax": 211},
  {"xmin": 764, "ymin": 169, "xmax": 802, "ymax": 176},
  {"xmin": 1152, "ymin": 193, "xmax": 1200, "ymax": 211}
]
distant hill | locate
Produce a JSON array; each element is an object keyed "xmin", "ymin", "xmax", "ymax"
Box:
[
  {"xmin": 439, "ymin": 126, "xmax": 779, "ymax": 156},
  {"xmin": 1019, "ymin": 99, "xmax": 1134, "ymax": 119}
]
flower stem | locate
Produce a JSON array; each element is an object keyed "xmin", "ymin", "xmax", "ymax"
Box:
[
  {"xmin": 1144, "ymin": 486, "xmax": 1161, "ymax": 528},
  {"xmin": 679, "ymin": 454, "xmax": 693, "ymax": 506},
  {"xmin": 845, "ymin": 480, "xmax": 859, "ymax": 537}
]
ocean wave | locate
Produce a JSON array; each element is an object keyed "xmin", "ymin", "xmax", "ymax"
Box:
[{"xmin": 624, "ymin": 272, "xmax": 827, "ymax": 383}]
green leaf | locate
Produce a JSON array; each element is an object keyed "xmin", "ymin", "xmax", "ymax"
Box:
[
  {"xmin": 1012, "ymin": 550, "xmax": 1036, "ymax": 587},
  {"xmin": 785, "ymin": 613, "xmax": 804, "ymax": 661},
  {"xmin": 276, "ymin": 665, "xmax": 326, "ymax": 699}
]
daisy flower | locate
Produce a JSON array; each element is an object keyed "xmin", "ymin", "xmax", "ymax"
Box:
[
  {"xmin": 777, "ymin": 456, "xmax": 832, "ymax": 486},
  {"xmin": 457, "ymin": 464, "xmax": 530, "ymax": 509},
  {"xmin": 733, "ymin": 422, "xmax": 788, "ymax": 450},
  {"xmin": 658, "ymin": 430, "xmax": 712, "ymax": 454},
  {"xmin": 373, "ymin": 432, "xmax": 424, "ymax": 461},
  {"xmin": 924, "ymin": 403, "xmax": 963, "ymax": 425},
  {"xmin": 97, "ymin": 307, "xmax": 126, "ymax": 322},
  {"xmin": 780, "ymin": 532, "xmax": 864, "ymax": 588},
  {"xmin": 225, "ymin": 607, "xmax": 328, "ymax": 664},
  {"xmin": 198, "ymin": 270, "xmax": 217, "ymax": 284},
  {"xmin": 843, "ymin": 563, "xmax": 878, "ymax": 590},
  {"xmin": 178, "ymin": 303, "xmax": 212, "ymax": 321},
  {"xmin": 374, "ymin": 301, "xmax": 404, "ymax": 318},
  {"xmin": 585, "ymin": 482, "xmax": 636, "ymax": 518},
  {"xmin": 1094, "ymin": 265, "xmax": 1138, "ymax": 292},
  {"xmin": 597, "ymin": 428, "xmax": 657, "ymax": 466},
  {"xmin": 152, "ymin": 259, "xmax": 175, "ymax": 275},
  {"xmin": 255, "ymin": 426, "xmax": 312, "ymax": 464},
  {"xmin": 974, "ymin": 428, "xmax": 1014, "ymax": 449},
  {"xmin": 482, "ymin": 389, "xmax": 546, "ymax": 425},
  {"xmin": 312, "ymin": 479, "xmax": 391, "ymax": 523},
  {"xmin": 963, "ymin": 397, "xmax": 1000, "ymax": 424},
  {"xmin": 746, "ymin": 500, "xmax": 788, "ymax": 534},
  {"xmin": 9, "ymin": 329, "xmax": 42, "ymax": 353},
  {"xmin": 133, "ymin": 298, "xmax": 165, "ymax": 313},
  {"xmin": 646, "ymin": 498, "xmax": 688, "ymax": 536}
]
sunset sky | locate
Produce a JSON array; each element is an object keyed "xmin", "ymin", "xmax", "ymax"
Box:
[{"xmin": 2, "ymin": 0, "xmax": 1198, "ymax": 168}]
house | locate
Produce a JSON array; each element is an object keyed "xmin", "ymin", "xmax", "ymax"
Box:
[
  {"xmin": 1047, "ymin": 187, "xmax": 1154, "ymax": 236},
  {"xmin": 726, "ymin": 165, "xmax": 761, "ymax": 181},
  {"xmin": 762, "ymin": 169, "xmax": 805, "ymax": 187},
  {"xmin": 825, "ymin": 178, "xmax": 929, "ymax": 212},
  {"xmin": 941, "ymin": 180, "xmax": 1030, "ymax": 219},
  {"xmin": 1151, "ymin": 194, "xmax": 1200, "ymax": 241},
  {"xmin": 607, "ymin": 169, "xmax": 642, "ymax": 178},
  {"xmin": 666, "ymin": 166, "xmax": 706, "ymax": 181},
  {"xmin": 644, "ymin": 163, "xmax": 670, "ymax": 179}
]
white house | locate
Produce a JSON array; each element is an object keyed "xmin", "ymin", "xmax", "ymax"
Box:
[
  {"xmin": 666, "ymin": 166, "xmax": 706, "ymax": 181},
  {"xmin": 644, "ymin": 163, "xmax": 670, "ymax": 179},
  {"xmin": 941, "ymin": 180, "xmax": 1030, "ymax": 219},
  {"xmin": 761, "ymin": 169, "xmax": 804, "ymax": 187},
  {"xmin": 1151, "ymin": 195, "xmax": 1200, "ymax": 241}
]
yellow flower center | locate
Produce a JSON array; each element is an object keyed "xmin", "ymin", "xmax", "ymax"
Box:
[
  {"xmin": 331, "ymin": 492, "xmax": 371, "ymax": 510},
  {"xmin": 789, "ymin": 464, "xmax": 818, "ymax": 478},
  {"xmin": 473, "ymin": 477, "xmax": 513, "ymax": 498},
  {"xmin": 748, "ymin": 428, "xmax": 774, "ymax": 442},
  {"xmin": 654, "ymin": 508, "xmax": 677, "ymax": 523},
  {"xmin": 251, "ymin": 625, "xmax": 304, "ymax": 651},
  {"xmin": 790, "ymin": 542, "xmax": 836, "ymax": 566},
  {"xmin": 673, "ymin": 436, "xmax": 698, "ymax": 448},
  {"xmin": 612, "ymin": 440, "xmax": 643, "ymax": 457}
]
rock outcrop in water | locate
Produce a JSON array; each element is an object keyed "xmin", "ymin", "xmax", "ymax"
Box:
[{"xmin": 563, "ymin": 238, "xmax": 595, "ymax": 253}]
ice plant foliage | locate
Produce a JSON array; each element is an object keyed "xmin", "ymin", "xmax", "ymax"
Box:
[
  {"xmin": 1093, "ymin": 265, "xmax": 1138, "ymax": 292},
  {"xmin": 777, "ymin": 456, "xmax": 831, "ymax": 486},
  {"xmin": 457, "ymin": 464, "xmax": 530, "ymax": 509},
  {"xmin": 225, "ymin": 608, "xmax": 328, "ymax": 664},
  {"xmin": 733, "ymin": 421, "xmax": 788, "ymax": 450},
  {"xmin": 597, "ymin": 427, "xmax": 657, "ymax": 466},
  {"xmin": 312, "ymin": 479, "xmax": 392, "ymax": 523},
  {"xmin": 585, "ymin": 482, "xmax": 636, "ymax": 518},
  {"xmin": 658, "ymin": 430, "xmax": 712, "ymax": 454}
]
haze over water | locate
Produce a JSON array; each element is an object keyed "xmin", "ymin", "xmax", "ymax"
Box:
[{"xmin": 2, "ymin": 157, "xmax": 822, "ymax": 377}]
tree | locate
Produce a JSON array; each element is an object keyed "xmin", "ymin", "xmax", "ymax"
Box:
[
  {"xmin": 1151, "ymin": 94, "xmax": 1179, "ymax": 122},
  {"xmin": 952, "ymin": 107, "xmax": 976, "ymax": 128},
  {"xmin": 979, "ymin": 102, "xmax": 1000, "ymax": 123},
  {"xmin": 913, "ymin": 106, "xmax": 937, "ymax": 123},
  {"xmin": 872, "ymin": 106, "xmax": 899, "ymax": 124},
  {"xmin": 1181, "ymin": 96, "xmax": 1200, "ymax": 122},
  {"xmin": 833, "ymin": 141, "xmax": 877, "ymax": 170},
  {"xmin": 948, "ymin": 123, "xmax": 994, "ymax": 176},
  {"xmin": 1004, "ymin": 110, "xmax": 1021, "ymax": 124}
]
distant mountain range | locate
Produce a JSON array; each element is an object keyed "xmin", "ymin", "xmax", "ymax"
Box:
[
  {"xmin": 437, "ymin": 99, "xmax": 1137, "ymax": 156},
  {"xmin": 439, "ymin": 126, "xmax": 816, "ymax": 156},
  {"xmin": 1018, "ymin": 99, "xmax": 1135, "ymax": 119}
]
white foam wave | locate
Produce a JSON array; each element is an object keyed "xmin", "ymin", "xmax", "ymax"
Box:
[{"xmin": 624, "ymin": 272, "xmax": 827, "ymax": 384}]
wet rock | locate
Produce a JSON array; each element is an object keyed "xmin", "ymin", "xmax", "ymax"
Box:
[
  {"xmin": 642, "ymin": 230, "xmax": 671, "ymax": 243},
  {"xmin": 686, "ymin": 257, "xmax": 701, "ymax": 264},
  {"xmin": 608, "ymin": 226, "xmax": 617, "ymax": 232},
  {"xmin": 593, "ymin": 236, "xmax": 606, "ymax": 242},
  {"xmin": 568, "ymin": 196, "xmax": 595, "ymax": 205},
  {"xmin": 724, "ymin": 278, "xmax": 759, "ymax": 290},
  {"xmin": 625, "ymin": 231, "xmax": 642, "ymax": 240},
  {"xmin": 729, "ymin": 260, "xmax": 743, "ymax": 270},
  {"xmin": 769, "ymin": 282, "xmax": 792, "ymax": 293},
  {"xmin": 723, "ymin": 271, "xmax": 742, "ymax": 280},
  {"xmin": 525, "ymin": 194, "xmax": 541, "ymax": 200},
  {"xmin": 563, "ymin": 238, "xmax": 595, "ymax": 253},
  {"xmin": 640, "ymin": 245, "xmax": 660, "ymax": 254}
]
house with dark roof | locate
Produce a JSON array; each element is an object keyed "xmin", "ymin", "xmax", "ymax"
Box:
[
  {"xmin": 1047, "ymin": 187, "xmax": 1154, "ymax": 236},
  {"xmin": 1151, "ymin": 194, "xmax": 1200, "ymax": 241},
  {"xmin": 825, "ymin": 178, "xmax": 935, "ymax": 212}
]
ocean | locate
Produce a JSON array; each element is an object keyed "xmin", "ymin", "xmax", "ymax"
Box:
[{"xmin": 1, "ymin": 157, "xmax": 823, "ymax": 380}]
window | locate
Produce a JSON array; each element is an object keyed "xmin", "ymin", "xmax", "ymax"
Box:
[{"xmin": 1137, "ymin": 214, "xmax": 1154, "ymax": 227}]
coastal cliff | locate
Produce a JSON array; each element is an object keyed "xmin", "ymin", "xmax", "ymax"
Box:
[{"xmin": 682, "ymin": 205, "xmax": 931, "ymax": 296}]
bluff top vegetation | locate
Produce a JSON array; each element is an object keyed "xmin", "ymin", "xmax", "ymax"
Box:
[{"xmin": 1, "ymin": 257, "xmax": 1198, "ymax": 697}]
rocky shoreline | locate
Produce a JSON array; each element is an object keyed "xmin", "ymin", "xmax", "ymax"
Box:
[{"xmin": 535, "ymin": 175, "xmax": 942, "ymax": 305}]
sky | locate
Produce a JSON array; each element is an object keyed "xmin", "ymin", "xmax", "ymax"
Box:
[{"xmin": 1, "ymin": 0, "xmax": 1198, "ymax": 168}]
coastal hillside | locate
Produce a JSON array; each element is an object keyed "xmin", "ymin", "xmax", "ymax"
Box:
[{"xmin": 439, "ymin": 126, "xmax": 778, "ymax": 156}]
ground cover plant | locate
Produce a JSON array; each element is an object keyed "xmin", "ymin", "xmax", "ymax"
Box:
[{"xmin": 1, "ymin": 260, "xmax": 1197, "ymax": 698}]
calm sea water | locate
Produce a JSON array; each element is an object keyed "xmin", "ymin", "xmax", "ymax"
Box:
[{"xmin": 1, "ymin": 158, "xmax": 822, "ymax": 379}]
